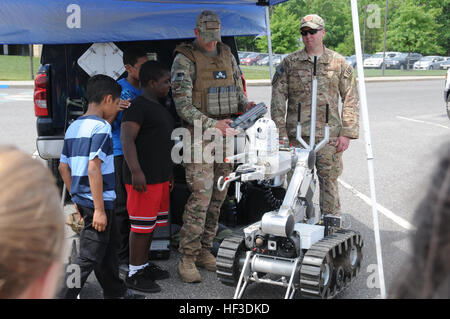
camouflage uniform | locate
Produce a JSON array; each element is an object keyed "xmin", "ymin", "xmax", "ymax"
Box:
[
  {"xmin": 271, "ymin": 46, "xmax": 360, "ymax": 216},
  {"xmin": 171, "ymin": 38, "xmax": 248, "ymax": 257}
]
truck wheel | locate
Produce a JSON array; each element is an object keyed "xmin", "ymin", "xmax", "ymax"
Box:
[
  {"xmin": 47, "ymin": 159, "xmax": 62, "ymax": 188},
  {"xmin": 47, "ymin": 158, "xmax": 70, "ymax": 204}
]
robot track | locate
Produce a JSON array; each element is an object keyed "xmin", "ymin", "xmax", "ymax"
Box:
[
  {"xmin": 216, "ymin": 233, "xmax": 247, "ymax": 287},
  {"xmin": 299, "ymin": 229, "xmax": 363, "ymax": 299},
  {"xmin": 216, "ymin": 229, "xmax": 363, "ymax": 299}
]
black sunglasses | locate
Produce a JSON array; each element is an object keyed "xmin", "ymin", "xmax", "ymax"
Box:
[{"xmin": 300, "ymin": 28, "xmax": 322, "ymax": 36}]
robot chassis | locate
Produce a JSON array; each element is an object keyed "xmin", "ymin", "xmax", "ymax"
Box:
[{"xmin": 216, "ymin": 58, "xmax": 364, "ymax": 299}]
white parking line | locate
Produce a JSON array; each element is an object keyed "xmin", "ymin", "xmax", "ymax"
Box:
[
  {"xmin": 338, "ymin": 178, "xmax": 416, "ymax": 231},
  {"xmin": 0, "ymin": 92, "xmax": 33, "ymax": 103},
  {"xmin": 397, "ymin": 116, "xmax": 449, "ymax": 129}
]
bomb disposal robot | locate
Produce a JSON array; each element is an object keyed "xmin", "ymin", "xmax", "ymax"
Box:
[{"xmin": 216, "ymin": 57, "xmax": 363, "ymax": 299}]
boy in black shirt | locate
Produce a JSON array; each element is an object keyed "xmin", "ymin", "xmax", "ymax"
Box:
[{"xmin": 121, "ymin": 61, "xmax": 174, "ymax": 292}]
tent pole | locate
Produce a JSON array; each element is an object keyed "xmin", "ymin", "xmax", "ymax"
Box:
[
  {"xmin": 382, "ymin": 0, "xmax": 388, "ymax": 76},
  {"xmin": 350, "ymin": 0, "xmax": 387, "ymax": 299},
  {"xmin": 29, "ymin": 44, "xmax": 34, "ymax": 80},
  {"xmin": 265, "ymin": 6, "xmax": 274, "ymax": 80}
]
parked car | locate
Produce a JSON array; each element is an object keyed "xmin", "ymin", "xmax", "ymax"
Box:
[
  {"xmin": 384, "ymin": 53, "xmax": 422, "ymax": 70},
  {"xmin": 445, "ymin": 68, "xmax": 450, "ymax": 119},
  {"xmin": 255, "ymin": 54, "xmax": 281, "ymax": 66},
  {"xmin": 345, "ymin": 54, "xmax": 371, "ymax": 68},
  {"xmin": 238, "ymin": 51, "xmax": 252, "ymax": 63},
  {"xmin": 441, "ymin": 58, "xmax": 450, "ymax": 70},
  {"xmin": 256, "ymin": 55, "xmax": 270, "ymax": 66},
  {"xmin": 256, "ymin": 53, "xmax": 289, "ymax": 67},
  {"xmin": 413, "ymin": 56, "xmax": 447, "ymax": 70},
  {"xmin": 240, "ymin": 52, "xmax": 267, "ymax": 66},
  {"xmin": 363, "ymin": 52, "xmax": 401, "ymax": 69}
]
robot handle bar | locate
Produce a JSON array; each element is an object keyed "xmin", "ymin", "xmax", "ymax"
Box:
[
  {"xmin": 217, "ymin": 173, "xmax": 241, "ymax": 192},
  {"xmin": 224, "ymin": 152, "xmax": 248, "ymax": 163}
]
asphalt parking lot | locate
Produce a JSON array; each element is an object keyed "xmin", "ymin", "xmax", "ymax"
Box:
[{"xmin": 0, "ymin": 78, "xmax": 448, "ymax": 301}]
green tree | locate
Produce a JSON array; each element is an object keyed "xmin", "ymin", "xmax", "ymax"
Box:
[
  {"xmin": 386, "ymin": 0, "xmax": 444, "ymax": 56},
  {"xmin": 417, "ymin": 0, "xmax": 450, "ymax": 55},
  {"xmin": 237, "ymin": 0, "xmax": 448, "ymax": 58},
  {"xmin": 235, "ymin": 36, "xmax": 258, "ymax": 52},
  {"xmin": 335, "ymin": 33, "xmax": 355, "ymax": 56},
  {"xmin": 255, "ymin": 4, "xmax": 301, "ymax": 53}
]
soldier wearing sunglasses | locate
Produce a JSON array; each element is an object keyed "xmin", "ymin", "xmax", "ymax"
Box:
[{"xmin": 271, "ymin": 14, "xmax": 360, "ymax": 218}]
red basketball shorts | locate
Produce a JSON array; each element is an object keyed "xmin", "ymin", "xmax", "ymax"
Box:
[{"xmin": 125, "ymin": 181, "xmax": 169, "ymax": 234}]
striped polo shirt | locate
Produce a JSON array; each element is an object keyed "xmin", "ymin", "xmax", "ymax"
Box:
[{"xmin": 60, "ymin": 115, "xmax": 116, "ymax": 210}]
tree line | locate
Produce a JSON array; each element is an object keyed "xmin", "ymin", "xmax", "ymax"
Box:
[{"xmin": 236, "ymin": 0, "xmax": 449, "ymax": 57}]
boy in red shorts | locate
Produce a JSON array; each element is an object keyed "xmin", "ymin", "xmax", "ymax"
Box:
[{"xmin": 121, "ymin": 61, "xmax": 174, "ymax": 293}]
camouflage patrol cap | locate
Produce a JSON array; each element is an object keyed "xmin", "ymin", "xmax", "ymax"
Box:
[
  {"xmin": 300, "ymin": 14, "xmax": 325, "ymax": 30},
  {"xmin": 196, "ymin": 10, "xmax": 221, "ymax": 43}
]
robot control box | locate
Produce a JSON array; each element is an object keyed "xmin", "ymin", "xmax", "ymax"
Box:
[{"xmin": 293, "ymin": 223, "xmax": 324, "ymax": 249}]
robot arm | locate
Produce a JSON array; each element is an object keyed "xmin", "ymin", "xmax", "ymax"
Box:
[{"xmin": 217, "ymin": 116, "xmax": 292, "ymax": 192}]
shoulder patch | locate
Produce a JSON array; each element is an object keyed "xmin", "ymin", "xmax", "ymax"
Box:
[
  {"xmin": 171, "ymin": 72, "xmax": 185, "ymax": 82},
  {"xmin": 344, "ymin": 65, "xmax": 353, "ymax": 78}
]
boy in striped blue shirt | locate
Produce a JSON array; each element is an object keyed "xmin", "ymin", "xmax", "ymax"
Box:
[{"xmin": 57, "ymin": 75, "xmax": 141, "ymax": 299}]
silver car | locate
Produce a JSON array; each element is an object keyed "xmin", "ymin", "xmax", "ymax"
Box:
[
  {"xmin": 256, "ymin": 54, "xmax": 274, "ymax": 66},
  {"xmin": 440, "ymin": 58, "xmax": 450, "ymax": 70},
  {"xmin": 256, "ymin": 54, "xmax": 288, "ymax": 66},
  {"xmin": 413, "ymin": 56, "xmax": 447, "ymax": 70},
  {"xmin": 345, "ymin": 54, "xmax": 372, "ymax": 68}
]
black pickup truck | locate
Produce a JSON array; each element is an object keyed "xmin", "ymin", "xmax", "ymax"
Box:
[
  {"xmin": 32, "ymin": 37, "xmax": 263, "ymax": 228},
  {"xmin": 34, "ymin": 38, "xmax": 244, "ymax": 194}
]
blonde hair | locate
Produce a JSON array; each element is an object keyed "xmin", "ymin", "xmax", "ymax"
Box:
[{"xmin": 0, "ymin": 145, "xmax": 65, "ymax": 298}]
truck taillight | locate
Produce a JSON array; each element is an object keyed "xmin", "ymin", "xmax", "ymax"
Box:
[
  {"xmin": 241, "ymin": 74, "xmax": 247, "ymax": 98},
  {"xmin": 34, "ymin": 72, "xmax": 48, "ymax": 117}
]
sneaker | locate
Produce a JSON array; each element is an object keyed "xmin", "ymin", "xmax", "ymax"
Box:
[
  {"xmin": 125, "ymin": 269, "xmax": 161, "ymax": 293},
  {"xmin": 143, "ymin": 262, "xmax": 170, "ymax": 280}
]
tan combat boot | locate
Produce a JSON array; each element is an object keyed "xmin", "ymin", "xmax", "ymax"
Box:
[
  {"xmin": 178, "ymin": 255, "xmax": 201, "ymax": 283},
  {"xmin": 195, "ymin": 249, "xmax": 216, "ymax": 272}
]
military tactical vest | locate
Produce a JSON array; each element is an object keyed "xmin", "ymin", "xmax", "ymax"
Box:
[{"xmin": 174, "ymin": 42, "xmax": 238, "ymax": 119}]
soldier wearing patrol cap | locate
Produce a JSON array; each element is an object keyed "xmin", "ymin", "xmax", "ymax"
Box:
[
  {"xmin": 271, "ymin": 14, "xmax": 360, "ymax": 217},
  {"xmin": 171, "ymin": 10, "xmax": 255, "ymax": 283}
]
